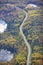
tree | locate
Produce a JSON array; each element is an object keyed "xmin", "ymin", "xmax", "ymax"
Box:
[{"xmin": 33, "ymin": 46, "xmax": 40, "ymax": 52}]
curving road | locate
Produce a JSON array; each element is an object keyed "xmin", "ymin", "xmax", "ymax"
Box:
[{"xmin": 20, "ymin": 9, "xmax": 31, "ymax": 65}]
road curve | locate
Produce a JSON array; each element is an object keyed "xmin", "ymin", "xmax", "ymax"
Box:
[{"xmin": 20, "ymin": 9, "xmax": 31, "ymax": 65}]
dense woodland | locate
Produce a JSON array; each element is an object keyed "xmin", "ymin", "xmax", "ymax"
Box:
[{"xmin": 0, "ymin": 2, "xmax": 43, "ymax": 65}]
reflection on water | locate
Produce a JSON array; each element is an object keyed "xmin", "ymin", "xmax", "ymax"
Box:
[{"xmin": 0, "ymin": 49, "xmax": 13, "ymax": 62}]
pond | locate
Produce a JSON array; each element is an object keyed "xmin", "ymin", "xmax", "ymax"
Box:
[
  {"xmin": 0, "ymin": 20, "xmax": 7, "ymax": 33},
  {"xmin": 0, "ymin": 44, "xmax": 17, "ymax": 62},
  {"xmin": 0, "ymin": 49, "xmax": 13, "ymax": 62}
]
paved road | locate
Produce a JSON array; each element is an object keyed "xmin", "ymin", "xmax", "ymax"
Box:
[{"xmin": 20, "ymin": 9, "xmax": 31, "ymax": 65}]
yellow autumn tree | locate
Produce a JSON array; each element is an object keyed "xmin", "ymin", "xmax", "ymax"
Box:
[{"xmin": 15, "ymin": 53, "xmax": 26, "ymax": 65}]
